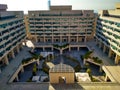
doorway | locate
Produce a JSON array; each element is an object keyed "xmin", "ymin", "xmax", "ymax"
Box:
[{"xmin": 59, "ymin": 76, "xmax": 66, "ymax": 83}]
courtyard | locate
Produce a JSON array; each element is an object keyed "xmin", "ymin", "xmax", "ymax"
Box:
[{"xmin": 14, "ymin": 45, "xmax": 104, "ymax": 83}]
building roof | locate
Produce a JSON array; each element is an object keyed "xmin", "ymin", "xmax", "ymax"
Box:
[
  {"xmin": 49, "ymin": 63, "xmax": 74, "ymax": 73},
  {"xmin": 46, "ymin": 62, "xmax": 55, "ymax": 69},
  {"xmin": 75, "ymin": 73, "xmax": 91, "ymax": 82},
  {"xmin": 0, "ymin": 4, "xmax": 7, "ymax": 11}
]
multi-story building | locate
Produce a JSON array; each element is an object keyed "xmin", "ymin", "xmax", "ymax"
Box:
[
  {"xmin": 24, "ymin": 14, "xmax": 30, "ymax": 39},
  {"xmin": 0, "ymin": 4, "xmax": 26, "ymax": 72},
  {"xmin": 96, "ymin": 3, "xmax": 120, "ymax": 64},
  {"xmin": 28, "ymin": 6, "xmax": 94, "ymax": 45}
]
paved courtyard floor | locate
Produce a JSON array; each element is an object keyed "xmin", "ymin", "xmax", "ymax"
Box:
[{"xmin": 0, "ymin": 40, "xmax": 120, "ymax": 90}]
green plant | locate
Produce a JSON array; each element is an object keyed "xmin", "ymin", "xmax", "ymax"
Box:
[
  {"xmin": 92, "ymin": 77, "xmax": 100, "ymax": 82},
  {"xmin": 27, "ymin": 79, "xmax": 32, "ymax": 82},
  {"xmin": 92, "ymin": 57, "xmax": 103, "ymax": 64},
  {"xmin": 85, "ymin": 63, "xmax": 90, "ymax": 68},
  {"xmin": 32, "ymin": 64, "xmax": 37, "ymax": 76},
  {"xmin": 42, "ymin": 62, "xmax": 49, "ymax": 74},
  {"xmin": 53, "ymin": 43, "xmax": 69, "ymax": 49},
  {"xmin": 86, "ymin": 68, "xmax": 93, "ymax": 80},
  {"xmin": 86, "ymin": 68, "xmax": 91, "ymax": 75},
  {"xmin": 83, "ymin": 51, "xmax": 93, "ymax": 59}
]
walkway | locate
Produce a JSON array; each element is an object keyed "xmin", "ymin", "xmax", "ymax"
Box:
[
  {"xmin": 86, "ymin": 40, "xmax": 115, "ymax": 66},
  {"xmin": 87, "ymin": 40, "xmax": 120, "ymax": 83},
  {"xmin": 0, "ymin": 46, "xmax": 32, "ymax": 90}
]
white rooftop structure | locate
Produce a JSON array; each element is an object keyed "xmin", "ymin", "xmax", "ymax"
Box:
[
  {"xmin": 75, "ymin": 73, "xmax": 91, "ymax": 82},
  {"xmin": 46, "ymin": 62, "xmax": 55, "ymax": 69},
  {"xmin": 32, "ymin": 76, "xmax": 40, "ymax": 82},
  {"xmin": 49, "ymin": 63, "xmax": 74, "ymax": 73},
  {"xmin": 40, "ymin": 75, "xmax": 48, "ymax": 82},
  {"xmin": 23, "ymin": 40, "xmax": 34, "ymax": 48}
]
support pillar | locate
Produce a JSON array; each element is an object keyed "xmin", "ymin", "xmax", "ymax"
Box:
[
  {"xmin": 105, "ymin": 75, "xmax": 109, "ymax": 82},
  {"xmin": 43, "ymin": 47, "xmax": 45, "ymax": 51},
  {"xmin": 99, "ymin": 42, "xmax": 102, "ymax": 48},
  {"xmin": 52, "ymin": 36, "xmax": 54, "ymax": 43},
  {"xmin": 21, "ymin": 67, "xmax": 24, "ymax": 73},
  {"xmin": 16, "ymin": 46, "xmax": 20, "ymax": 53},
  {"xmin": 4, "ymin": 56, "xmax": 9, "ymax": 65},
  {"xmin": 16, "ymin": 75, "xmax": 19, "ymax": 82},
  {"xmin": 76, "ymin": 36, "xmax": 78, "ymax": 43},
  {"xmin": 24, "ymin": 39, "xmax": 27, "ymax": 46},
  {"xmin": 60, "ymin": 49, "xmax": 63, "ymax": 55},
  {"xmin": 77, "ymin": 47, "xmax": 79, "ymax": 51},
  {"xmin": 60, "ymin": 36, "xmax": 62, "ymax": 43},
  {"xmin": 51, "ymin": 47, "xmax": 53, "ymax": 51},
  {"xmin": 44, "ymin": 36, "xmax": 45, "ymax": 43},
  {"xmin": 35, "ymin": 36, "xmax": 38, "ymax": 43},
  {"xmin": 84, "ymin": 36, "xmax": 87, "ymax": 42},
  {"xmin": 19, "ymin": 43, "xmax": 23, "ymax": 50},
  {"xmin": 108, "ymin": 49, "xmax": 112, "ymax": 58},
  {"xmin": 83, "ymin": 59, "xmax": 86, "ymax": 65},
  {"xmin": 11, "ymin": 50, "xmax": 15, "ymax": 58},
  {"xmin": 103, "ymin": 45, "xmax": 106, "ymax": 53},
  {"xmin": 37, "ymin": 59, "xmax": 40, "ymax": 65},
  {"xmin": 115, "ymin": 55, "xmax": 120, "ymax": 64},
  {"xmin": 69, "ymin": 46, "xmax": 71, "ymax": 52},
  {"xmin": 0, "ymin": 69, "xmax": 1, "ymax": 73},
  {"xmin": 99, "ymin": 65, "xmax": 102, "ymax": 72},
  {"xmin": 68, "ymin": 36, "xmax": 70, "ymax": 43}
]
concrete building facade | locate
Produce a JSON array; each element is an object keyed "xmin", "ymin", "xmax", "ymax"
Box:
[
  {"xmin": 96, "ymin": 3, "xmax": 120, "ymax": 64},
  {"xmin": 49, "ymin": 63, "xmax": 75, "ymax": 84},
  {"xmin": 24, "ymin": 15, "xmax": 30, "ymax": 39},
  {"xmin": 0, "ymin": 4, "xmax": 26, "ymax": 72},
  {"xmin": 28, "ymin": 6, "xmax": 95, "ymax": 44}
]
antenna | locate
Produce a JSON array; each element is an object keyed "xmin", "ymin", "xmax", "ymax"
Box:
[{"xmin": 48, "ymin": 0, "xmax": 51, "ymax": 10}]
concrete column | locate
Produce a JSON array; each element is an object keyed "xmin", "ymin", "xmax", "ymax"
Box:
[
  {"xmin": 103, "ymin": 45, "xmax": 106, "ymax": 53},
  {"xmin": 24, "ymin": 39, "xmax": 27, "ymax": 46},
  {"xmin": 84, "ymin": 36, "xmax": 87, "ymax": 42},
  {"xmin": 76, "ymin": 36, "xmax": 78, "ymax": 43},
  {"xmin": 43, "ymin": 47, "xmax": 45, "ymax": 51},
  {"xmin": 77, "ymin": 47, "xmax": 79, "ymax": 51},
  {"xmin": 60, "ymin": 49, "xmax": 63, "ymax": 55},
  {"xmin": 16, "ymin": 46, "xmax": 20, "ymax": 53},
  {"xmin": 60, "ymin": 36, "xmax": 62, "ymax": 43},
  {"xmin": 4, "ymin": 56, "xmax": 9, "ymax": 65},
  {"xmin": 69, "ymin": 46, "xmax": 71, "ymax": 52},
  {"xmin": 52, "ymin": 36, "xmax": 54, "ymax": 43},
  {"xmin": 99, "ymin": 65, "xmax": 102, "ymax": 72},
  {"xmin": 0, "ymin": 69, "xmax": 1, "ymax": 73},
  {"xmin": 20, "ymin": 43, "xmax": 23, "ymax": 50},
  {"xmin": 51, "ymin": 47, "xmax": 53, "ymax": 51},
  {"xmin": 37, "ymin": 59, "xmax": 40, "ymax": 65},
  {"xmin": 44, "ymin": 36, "xmax": 45, "ymax": 43},
  {"xmin": 35, "ymin": 37, "xmax": 38, "ymax": 43},
  {"xmin": 83, "ymin": 59, "xmax": 86, "ymax": 65},
  {"xmin": 11, "ymin": 50, "xmax": 15, "ymax": 58},
  {"xmin": 105, "ymin": 75, "xmax": 109, "ymax": 82},
  {"xmin": 108, "ymin": 49, "xmax": 112, "ymax": 58},
  {"xmin": 99, "ymin": 42, "xmax": 102, "ymax": 48},
  {"xmin": 16, "ymin": 75, "xmax": 19, "ymax": 82},
  {"xmin": 21, "ymin": 67, "xmax": 24, "ymax": 73},
  {"xmin": 68, "ymin": 36, "xmax": 70, "ymax": 43},
  {"xmin": 115, "ymin": 54, "xmax": 120, "ymax": 64}
]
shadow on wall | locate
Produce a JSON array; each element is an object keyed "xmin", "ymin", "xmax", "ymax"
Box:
[{"xmin": 50, "ymin": 83, "xmax": 84, "ymax": 90}]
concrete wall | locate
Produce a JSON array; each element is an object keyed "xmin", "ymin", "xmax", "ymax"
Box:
[{"xmin": 49, "ymin": 72, "xmax": 74, "ymax": 84}]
